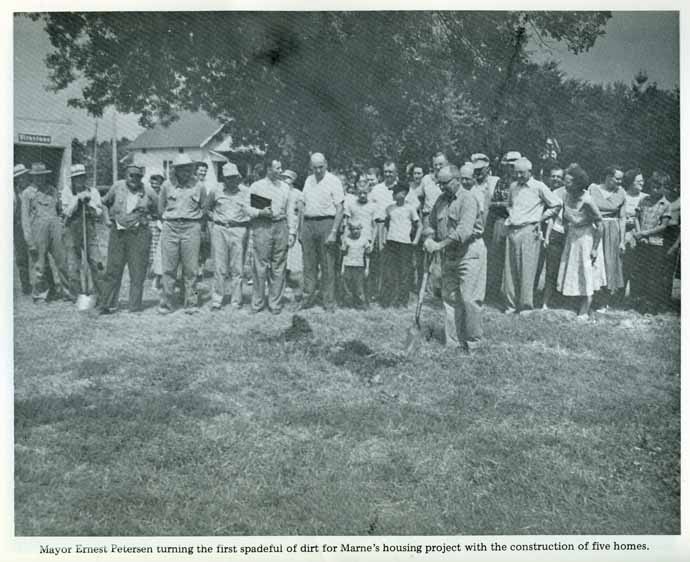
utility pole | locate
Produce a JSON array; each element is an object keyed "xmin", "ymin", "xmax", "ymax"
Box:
[
  {"xmin": 92, "ymin": 121, "xmax": 98, "ymax": 189},
  {"xmin": 112, "ymin": 111, "xmax": 118, "ymax": 182}
]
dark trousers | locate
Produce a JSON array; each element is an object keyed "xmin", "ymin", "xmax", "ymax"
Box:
[
  {"xmin": 544, "ymin": 231, "xmax": 565, "ymax": 294},
  {"xmin": 412, "ymin": 243, "xmax": 426, "ymax": 294},
  {"xmin": 380, "ymin": 241, "xmax": 413, "ymax": 307},
  {"xmin": 100, "ymin": 225, "xmax": 151, "ymax": 312},
  {"xmin": 342, "ymin": 266, "xmax": 366, "ymax": 307},
  {"xmin": 367, "ymin": 246, "xmax": 384, "ymax": 302},
  {"xmin": 634, "ymin": 244, "xmax": 675, "ymax": 309},
  {"xmin": 14, "ymin": 223, "xmax": 31, "ymax": 294},
  {"xmin": 485, "ymin": 215, "xmax": 507, "ymax": 304},
  {"xmin": 302, "ymin": 217, "xmax": 337, "ymax": 308}
]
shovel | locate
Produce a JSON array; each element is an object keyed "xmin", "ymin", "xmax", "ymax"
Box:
[
  {"xmin": 404, "ymin": 251, "xmax": 430, "ymax": 355},
  {"xmin": 76, "ymin": 203, "xmax": 97, "ymax": 311}
]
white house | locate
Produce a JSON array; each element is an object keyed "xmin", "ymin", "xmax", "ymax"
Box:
[{"xmin": 127, "ymin": 111, "xmax": 264, "ymax": 185}]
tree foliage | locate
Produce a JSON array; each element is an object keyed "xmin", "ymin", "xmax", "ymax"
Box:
[
  {"xmin": 28, "ymin": 11, "xmax": 681, "ymax": 185},
  {"xmin": 71, "ymin": 137, "xmax": 131, "ymax": 186},
  {"xmin": 29, "ymin": 11, "xmax": 611, "ymax": 169}
]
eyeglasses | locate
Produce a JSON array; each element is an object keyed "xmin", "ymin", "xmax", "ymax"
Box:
[
  {"xmin": 127, "ymin": 174, "xmax": 143, "ymax": 179},
  {"xmin": 550, "ymin": 175, "xmax": 563, "ymax": 180}
]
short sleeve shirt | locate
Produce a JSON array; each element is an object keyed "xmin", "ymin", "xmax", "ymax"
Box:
[
  {"xmin": 302, "ymin": 172, "xmax": 345, "ymax": 218},
  {"xmin": 386, "ymin": 203, "xmax": 419, "ymax": 244},
  {"xmin": 420, "ymin": 174, "xmax": 442, "ymax": 215},
  {"xmin": 344, "ymin": 199, "xmax": 377, "ymax": 243},
  {"xmin": 637, "ymin": 196, "xmax": 671, "ymax": 246},
  {"xmin": 160, "ymin": 179, "xmax": 206, "ymax": 220},
  {"xmin": 207, "ymin": 184, "xmax": 251, "ymax": 224},
  {"xmin": 506, "ymin": 178, "xmax": 560, "ymax": 227},
  {"xmin": 342, "ymin": 236, "xmax": 369, "ymax": 267}
]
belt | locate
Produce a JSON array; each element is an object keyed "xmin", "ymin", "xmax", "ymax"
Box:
[
  {"xmin": 165, "ymin": 218, "xmax": 201, "ymax": 223},
  {"xmin": 506, "ymin": 222, "xmax": 538, "ymax": 230},
  {"xmin": 214, "ymin": 219, "xmax": 248, "ymax": 228},
  {"xmin": 253, "ymin": 216, "xmax": 287, "ymax": 223},
  {"xmin": 304, "ymin": 215, "xmax": 335, "ymax": 221}
]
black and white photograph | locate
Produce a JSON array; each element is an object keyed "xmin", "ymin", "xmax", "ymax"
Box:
[{"xmin": 10, "ymin": 4, "xmax": 683, "ymax": 555}]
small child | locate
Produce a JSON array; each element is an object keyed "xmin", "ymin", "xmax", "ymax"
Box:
[
  {"xmin": 341, "ymin": 222, "xmax": 369, "ymax": 308},
  {"xmin": 380, "ymin": 184, "xmax": 420, "ymax": 307},
  {"xmin": 343, "ymin": 183, "xmax": 377, "ymax": 300}
]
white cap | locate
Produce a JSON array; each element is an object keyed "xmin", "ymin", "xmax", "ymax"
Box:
[
  {"xmin": 70, "ymin": 164, "xmax": 87, "ymax": 177},
  {"xmin": 172, "ymin": 154, "xmax": 198, "ymax": 168},
  {"xmin": 222, "ymin": 162, "xmax": 240, "ymax": 177}
]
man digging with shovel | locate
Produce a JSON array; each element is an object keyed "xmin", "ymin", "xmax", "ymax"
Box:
[
  {"xmin": 422, "ymin": 163, "xmax": 487, "ymax": 354},
  {"xmin": 62, "ymin": 164, "xmax": 104, "ymax": 310}
]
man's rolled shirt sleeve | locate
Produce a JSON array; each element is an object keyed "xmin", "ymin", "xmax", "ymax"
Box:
[{"xmin": 539, "ymin": 183, "xmax": 562, "ymax": 221}]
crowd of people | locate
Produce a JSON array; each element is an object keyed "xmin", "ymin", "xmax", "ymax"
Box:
[{"xmin": 13, "ymin": 148, "xmax": 680, "ymax": 352}]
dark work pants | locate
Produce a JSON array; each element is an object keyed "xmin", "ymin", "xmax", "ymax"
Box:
[
  {"xmin": 302, "ymin": 217, "xmax": 337, "ymax": 308},
  {"xmin": 380, "ymin": 241, "xmax": 413, "ymax": 307},
  {"xmin": 342, "ymin": 266, "xmax": 366, "ymax": 307},
  {"xmin": 100, "ymin": 225, "xmax": 151, "ymax": 312}
]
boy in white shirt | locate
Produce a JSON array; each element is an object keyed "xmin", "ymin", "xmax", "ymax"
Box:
[
  {"xmin": 379, "ymin": 184, "xmax": 421, "ymax": 307},
  {"xmin": 340, "ymin": 221, "xmax": 369, "ymax": 308}
]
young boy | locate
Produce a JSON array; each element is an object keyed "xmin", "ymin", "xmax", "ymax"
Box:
[
  {"xmin": 379, "ymin": 184, "xmax": 420, "ymax": 307},
  {"xmin": 343, "ymin": 183, "xmax": 377, "ymax": 298},
  {"xmin": 340, "ymin": 221, "xmax": 369, "ymax": 308}
]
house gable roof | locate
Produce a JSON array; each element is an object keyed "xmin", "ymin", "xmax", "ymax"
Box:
[{"xmin": 128, "ymin": 111, "xmax": 225, "ymax": 150}]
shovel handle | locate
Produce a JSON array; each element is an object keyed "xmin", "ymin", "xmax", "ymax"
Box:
[{"xmin": 414, "ymin": 252, "xmax": 431, "ymax": 327}]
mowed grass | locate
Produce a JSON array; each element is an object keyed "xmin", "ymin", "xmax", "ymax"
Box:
[{"xmin": 14, "ymin": 276, "xmax": 680, "ymax": 536}]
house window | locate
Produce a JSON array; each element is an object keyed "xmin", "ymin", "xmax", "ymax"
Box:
[
  {"xmin": 178, "ymin": 147, "xmax": 184, "ymax": 153},
  {"xmin": 141, "ymin": 148, "xmax": 147, "ymax": 154}
]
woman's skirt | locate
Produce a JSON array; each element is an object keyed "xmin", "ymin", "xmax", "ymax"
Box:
[
  {"xmin": 600, "ymin": 218, "xmax": 624, "ymax": 290},
  {"xmin": 557, "ymin": 224, "xmax": 606, "ymax": 297}
]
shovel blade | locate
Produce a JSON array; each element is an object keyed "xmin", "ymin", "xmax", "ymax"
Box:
[
  {"xmin": 404, "ymin": 323, "xmax": 423, "ymax": 356},
  {"xmin": 76, "ymin": 294, "xmax": 97, "ymax": 312}
]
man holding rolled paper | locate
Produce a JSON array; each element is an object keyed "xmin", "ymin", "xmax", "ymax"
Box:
[{"xmin": 248, "ymin": 159, "xmax": 294, "ymax": 314}]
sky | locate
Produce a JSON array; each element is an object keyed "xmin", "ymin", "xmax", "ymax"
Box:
[{"xmin": 13, "ymin": 11, "xmax": 680, "ymax": 142}]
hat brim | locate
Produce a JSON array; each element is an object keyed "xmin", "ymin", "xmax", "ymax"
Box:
[
  {"xmin": 173, "ymin": 162, "xmax": 198, "ymax": 169},
  {"xmin": 70, "ymin": 172, "xmax": 87, "ymax": 178},
  {"xmin": 29, "ymin": 170, "xmax": 52, "ymax": 175},
  {"xmin": 14, "ymin": 170, "xmax": 28, "ymax": 178}
]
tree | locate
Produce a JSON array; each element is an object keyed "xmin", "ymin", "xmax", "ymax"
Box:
[
  {"xmin": 28, "ymin": 11, "xmax": 611, "ymax": 170},
  {"xmin": 71, "ymin": 136, "xmax": 132, "ymax": 186}
]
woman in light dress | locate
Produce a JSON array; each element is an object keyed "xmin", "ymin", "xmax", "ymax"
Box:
[
  {"xmin": 147, "ymin": 169, "xmax": 165, "ymax": 291},
  {"xmin": 622, "ymin": 168, "xmax": 647, "ymax": 299},
  {"xmin": 588, "ymin": 165, "xmax": 626, "ymax": 310},
  {"xmin": 557, "ymin": 164, "xmax": 605, "ymax": 319},
  {"xmin": 282, "ymin": 169, "xmax": 305, "ymax": 303}
]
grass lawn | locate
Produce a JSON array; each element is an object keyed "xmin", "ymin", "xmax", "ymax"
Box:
[{"xmin": 14, "ymin": 276, "xmax": 680, "ymax": 536}]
